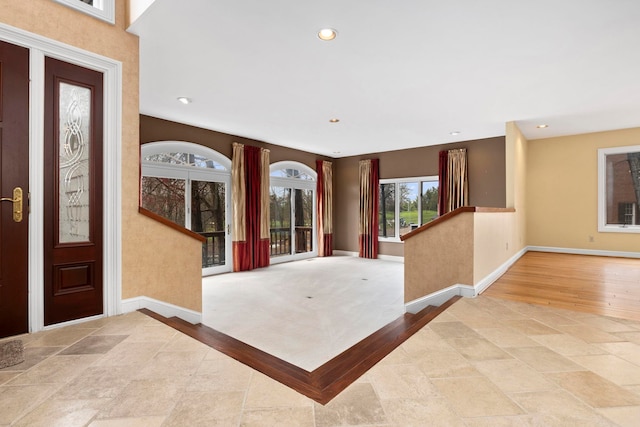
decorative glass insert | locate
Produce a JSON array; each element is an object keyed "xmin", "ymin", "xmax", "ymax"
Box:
[
  {"xmin": 598, "ymin": 146, "xmax": 640, "ymax": 233},
  {"xmin": 58, "ymin": 82, "xmax": 91, "ymax": 243},
  {"xmin": 143, "ymin": 152, "xmax": 228, "ymax": 170}
]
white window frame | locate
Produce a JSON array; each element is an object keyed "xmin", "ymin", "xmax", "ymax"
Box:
[
  {"xmin": 54, "ymin": 0, "xmax": 115, "ymax": 24},
  {"xmin": 379, "ymin": 175, "xmax": 438, "ymax": 242},
  {"xmin": 269, "ymin": 161, "xmax": 317, "ymax": 264},
  {"xmin": 598, "ymin": 145, "xmax": 640, "ymax": 233},
  {"xmin": 141, "ymin": 141, "xmax": 233, "ymax": 275}
]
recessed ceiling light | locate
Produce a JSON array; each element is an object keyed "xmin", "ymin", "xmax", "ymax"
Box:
[
  {"xmin": 537, "ymin": 124, "xmax": 548, "ymax": 128},
  {"xmin": 318, "ymin": 28, "xmax": 337, "ymax": 41},
  {"xmin": 177, "ymin": 97, "xmax": 191, "ymax": 105},
  {"xmin": 450, "ymin": 131, "xmax": 461, "ymax": 136},
  {"xmin": 329, "ymin": 118, "xmax": 340, "ymax": 123}
]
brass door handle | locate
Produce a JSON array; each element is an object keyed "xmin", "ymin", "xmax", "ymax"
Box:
[{"xmin": 0, "ymin": 187, "xmax": 23, "ymax": 222}]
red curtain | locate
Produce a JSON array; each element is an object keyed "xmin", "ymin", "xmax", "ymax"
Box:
[
  {"xmin": 316, "ymin": 160, "xmax": 333, "ymax": 256},
  {"xmin": 232, "ymin": 143, "xmax": 270, "ymax": 271},
  {"xmin": 437, "ymin": 150, "xmax": 449, "ymax": 216},
  {"xmin": 359, "ymin": 159, "xmax": 379, "ymax": 258}
]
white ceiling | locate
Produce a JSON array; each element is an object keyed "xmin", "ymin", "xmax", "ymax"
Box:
[{"xmin": 128, "ymin": 0, "xmax": 640, "ymax": 158}]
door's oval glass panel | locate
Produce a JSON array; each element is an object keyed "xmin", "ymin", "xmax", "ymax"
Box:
[{"xmin": 58, "ymin": 82, "xmax": 91, "ymax": 243}]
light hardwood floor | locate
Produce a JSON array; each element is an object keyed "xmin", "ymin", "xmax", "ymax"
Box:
[{"xmin": 483, "ymin": 251, "xmax": 640, "ymax": 321}]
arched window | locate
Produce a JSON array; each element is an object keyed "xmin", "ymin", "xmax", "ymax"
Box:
[
  {"xmin": 269, "ymin": 161, "xmax": 317, "ymax": 263},
  {"xmin": 141, "ymin": 141, "xmax": 231, "ymax": 275}
]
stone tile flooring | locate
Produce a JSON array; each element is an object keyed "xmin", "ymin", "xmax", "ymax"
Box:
[{"xmin": 1, "ymin": 296, "xmax": 640, "ymax": 426}]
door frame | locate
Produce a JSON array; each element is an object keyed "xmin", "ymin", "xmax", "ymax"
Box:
[{"xmin": 0, "ymin": 23, "xmax": 122, "ymax": 332}]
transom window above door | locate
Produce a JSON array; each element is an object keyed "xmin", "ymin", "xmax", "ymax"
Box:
[{"xmin": 141, "ymin": 141, "xmax": 232, "ymax": 275}]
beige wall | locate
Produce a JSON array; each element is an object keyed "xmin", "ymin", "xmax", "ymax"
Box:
[
  {"xmin": 1, "ymin": 1, "xmax": 204, "ymax": 312},
  {"xmin": 527, "ymin": 127, "xmax": 640, "ymax": 252},
  {"xmin": 334, "ymin": 137, "xmax": 507, "ymax": 255},
  {"xmin": 505, "ymin": 122, "xmax": 528, "ymax": 253},
  {"xmin": 473, "ymin": 212, "xmax": 518, "ymax": 281}
]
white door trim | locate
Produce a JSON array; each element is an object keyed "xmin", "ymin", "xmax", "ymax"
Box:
[{"xmin": 0, "ymin": 23, "xmax": 123, "ymax": 332}]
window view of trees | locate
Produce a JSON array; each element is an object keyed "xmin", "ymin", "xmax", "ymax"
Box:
[
  {"xmin": 379, "ymin": 183, "xmax": 396, "ymax": 238},
  {"xmin": 269, "ymin": 164, "xmax": 316, "ymax": 259},
  {"xmin": 270, "ymin": 186, "xmax": 313, "ymax": 256},
  {"xmin": 421, "ymin": 181, "xmax": 439, "ymax": 222},
  {"xmin": 141, "ymin": 144, "xmax": 231, "ymax": 273},
  {"xmin": 192, "ymin": 181, "xmax": 226, "ymax": 267},
  {"xmin": 379, "ymin": 179, "xmax": 439, "ymax": 238},
  {"xmin": 270, "ymin": 186, "xmax": 292, "ymax": 256},
  {"xmin": 141, "ymin": 177, "xmax": 185, "ymax": 225}
]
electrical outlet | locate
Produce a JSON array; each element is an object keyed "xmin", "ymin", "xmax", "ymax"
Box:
[
  {"xmin": 506, "ymin": 242, "xmax": 509, "ymax": 250},
  {"xmin": 589, "ymin": 235, "xmax": 594, "ymax": 242}
]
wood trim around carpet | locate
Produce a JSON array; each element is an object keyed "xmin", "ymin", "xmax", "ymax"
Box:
[{"xmin": 139, "ymin": 295, "xmax": 461, "ymax": 405}]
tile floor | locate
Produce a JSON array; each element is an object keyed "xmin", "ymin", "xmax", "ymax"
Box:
[{"xmin": 1, "ymin": 296, "xmax": 640, "ymax": 426}]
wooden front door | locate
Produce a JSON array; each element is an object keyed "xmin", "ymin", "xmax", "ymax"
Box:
[
  {"xmin": 0, "ymin": 41, "xmax": 30, "ymax": 338},
  {"xmin": 44, "ymin": 57, "xmax": 104, "ymax": 326}
]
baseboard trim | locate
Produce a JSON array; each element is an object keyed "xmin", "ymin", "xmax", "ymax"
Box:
[
  {"xmin": 333, "ymin": 250, "xmax": 358, "ymax": 257},
  {"xmin": 528, "ymin": 246, "xmax": 640, "ymax": 259},
  {"xmin": 121, "ymin": 296, "xmax": 202, "ymax": 324},
  {"xmin": 405, "ymin": 246, "xmax": 528, "ymax": 313},
  {"xmin": 332, "ymin": 250, "xmax": 404, "ymax": 263},
  {"xmin": 377, "ymin": 254, "xmax": 404, "ymax": 263},
  {"xmin": 405, "ymin": 284, "xmax": 474, "ymax": 314},
  {"xmin": 474, "ymin": 247, "xmax": 529, "ymax": 295}
]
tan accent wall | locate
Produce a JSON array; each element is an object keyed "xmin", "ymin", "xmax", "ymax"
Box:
[
  {"xmin": 334, "ymin": 137, "xmax": 506, "ymax": 255},
  {"xmin": 527, "ymin": 127, "xmax": 640, "ymax": 252},
  {"xmin": 404, "ymin": 209, "xmax": 518, "ymax": 303},
  {"xmin": 1, "ymin": 1, "xmax": 203, "ymax": 312},
  {"xmin": 404, "ymin": 213, "xmax": 474, "ymax": 301}
]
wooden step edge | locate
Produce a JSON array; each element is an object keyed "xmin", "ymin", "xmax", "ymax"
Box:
[
  {"xmin": 138, "ymin": 295, "xmax": 464, "ymax": 405},
  {"xmin": 312, "ymin": 296, "xmax": 463, "ymax": 400}
]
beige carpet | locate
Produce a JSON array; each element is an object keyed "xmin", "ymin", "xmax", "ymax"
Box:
[{"xmin": 202, "ymin": 255, "xmax": 405, "ymax": 371}]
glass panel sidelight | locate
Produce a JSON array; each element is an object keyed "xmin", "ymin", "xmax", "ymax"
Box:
[
  {"xmin": 191, "ymin": 180, "xmax": 226, "ymax": 268},
  {"xmin": 421, "ymin": 181, "xmax": 439, "ymax": 224},
  {"xmin": 269, "ymin": 186, "xmax": 291, "ymax": 256},
  {"xmin": 399, "ymin": 182, "xmax": 419, "ymax": 236},
  {"xmin": 378, "ymin": 183, "xmax": 396, "ymax": 238},
  {"xmin": 58, "ymin": 82, "xmax": 91, "ymax": 243},
  {"xmin": 294, "ymin": 189, "xmax": 313, "ymax": 253},
  {"xmin": 140, "ymin": 176, "xmax": 186, "ymax": 225}
]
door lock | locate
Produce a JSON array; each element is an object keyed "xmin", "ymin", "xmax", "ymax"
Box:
[{"xmin": 0, "ymin": 187, "xmax": 23, "ymax": 222}]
